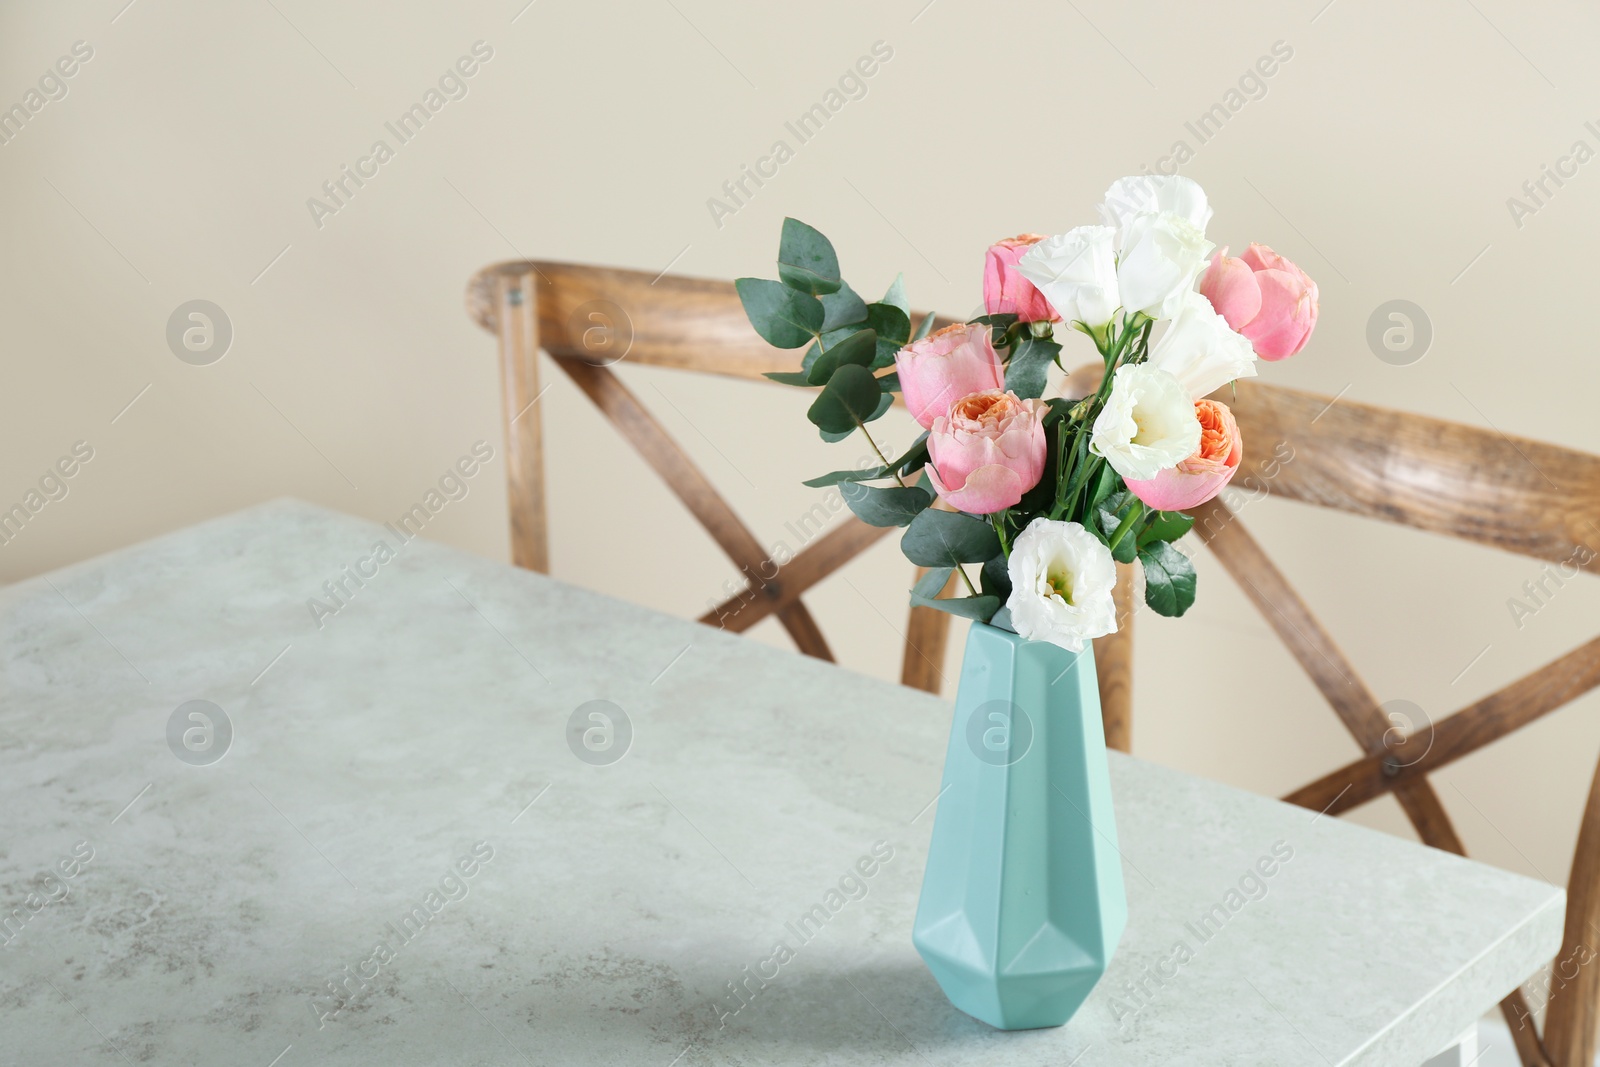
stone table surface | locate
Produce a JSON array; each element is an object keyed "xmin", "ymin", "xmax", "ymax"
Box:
[{"xmin": 0, "ymin": 500, "xmax": 1564, "ymax": 1066}]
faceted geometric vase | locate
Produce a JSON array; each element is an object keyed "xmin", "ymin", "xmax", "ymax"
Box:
[{"xmin": 913, "ymin": 622, "xmax": 1127, "ymax": 1030}]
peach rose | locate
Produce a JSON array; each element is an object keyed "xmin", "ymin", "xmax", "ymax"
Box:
[
  {"xmin": 926, "ymin": 390, "xmax": 1047, "ymax": 515},
  {"xmin": 1199, "ymin": 243, "xmax": 1318, "ymax": 361},
  {"xmin": 982, "ymin": 234, "xmax": 1058, "ymax": 323},
  {"xmin": 894, "ymin": 322, "xmax": 1005, "ymax": 428},
  {"xmin": 1124, "ymin": 398, "xmax": 1242, "ymax": 511}
]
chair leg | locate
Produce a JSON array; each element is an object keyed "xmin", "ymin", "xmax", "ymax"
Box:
[
  {"xmin": 494, "ymin": 272, "xmax": 550, "ymax": 573},
  {"xmin": 1541, "ymin": 751, "xmax": 1600, "ymax": 1067},
  {"xmin": 1093, "ymin": 561, "xmax": 1136, "ymax": 753},
  {"xmin": 902, "ymin": 567, "xmax": 958, "ymax": 694}
]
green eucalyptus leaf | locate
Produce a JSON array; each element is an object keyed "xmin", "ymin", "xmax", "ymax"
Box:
[
  {"xmin": 863, "ymin": 391, "xmax": 894, "ymax": 423},
  {"xmin": 807, "ymin": 363, "xmax": 882, "ymax": 436},
  {"xmin": 902, "ymin": 508, "xmax": 1002, "ymax": 567},
  {"xmin": 806, "ymin": 329, "xmax": 878, "ymax": 385},
  {"xmin": 909, "ymin": 592, "xmax": 1001, "ymax": 622},
  {"xmin": 882, "ymin": 272, "xmax": 909, "ymax": 315},
  {"xmin": 889, "ymin": 433, "xmax": 929, "ymax": 475},
  {"xmin": 876, "ymin": 370, "xmax": 900, "ymax": 393},
  {"xmin": 912, "ymin": 566, "xmax": 955, "ymax": 598},
  {"xmin": 736, "ymin": 278, "xmax": 823, "ymax": 349},
  {"xmin": 968, "ymin": 312, "xmax": 1019, "ymax": 331},
  {"xmin": 802, "ymin": 326, "xmax": 864, "ymax": 374},
  {"xmin": 866, "ymin": 302, "xmax": 913, "ymax": 368},
  {"xmin": 763, "ymin": 371, "xmax": 813, "ymax": 386},
  {"xmin": 820, "ymin": 281, "xmax": 869, "ymax": 331},
  {"xmin": 777, "ymin": 218, "xmax": 841, "ymax": 295},
  {"xmin": 802, "ymin": 465, "xmax": 888, "ymax": 487},
  {"xmin": 1005, "ymin": 335, "xmax": 1061, "ymax": 400},
  {"xmin": 867, "ymin": 302, "xmax": 912, "ymax": 344},
  {"xmin": 981, "ymin": 552, "xmax": 1012, "ymax": 600},
  {"xmin": 820, "ymin": 426, "xmax": 855, "ymax": 443},
  {"xmin": 843, "ymin": 483, "xmax": 933, "ymax": 527},
  {"xmin": 912, "ymin": 311, "xmax": 938, "ymax": 341},
  {"xmin": 1140, "ymin": 540, "xmax": 1197, "ymax": 617}
]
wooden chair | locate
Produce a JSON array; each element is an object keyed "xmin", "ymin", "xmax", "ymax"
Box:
[
  {"xmin": 463, "ymin": 259, "xmax": 1013, "ymax": 694},
  {"xmin": 1085, "ymin": 367, "xmax": 1600, "ymax": 1067},
  {"xmin": 464, "ymin": 259, "xmax": 1598, "ymax": 1055}
]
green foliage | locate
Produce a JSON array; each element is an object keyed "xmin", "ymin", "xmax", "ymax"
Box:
[
  {"xmin": 902, "ymin": 508, "xmax": 1002, "ymax": 567},
  {"xmin": 842, "ymin": 483, "xmax": 933, "ymax": 527},
  {"xmin": 1139, "ymin": 540, "xmax": 1197, "ymax": 617},
  {"xmin": 888, "ymin": 433, "xmax": 929, "ymax": 477},
  {"xmin": 968, "ymin": 312, "xmax": 1018, "ymax": 331},
  {"xmin": 806, "ymin": 329, "xmax": 877, "ymax": 385},
  {"xmin": 909, "ymin": 592, "xmax": 1001, "ymax": 621},
  {"xmin": 806, "ymin": 364, "xmax": 882, "ymax": 436},
  {"xmin": 1094, "ymin": 490, "xmax": 1140, "ymax": 564},
  {"xmin": 1139, "ymin": 510, "xmax": 1195, "ymax": 547},
  {"xmin": 802, "ymin": 465, "xmax": 887, "ymax": 487},
  {"xmin": 736, "ymin": 278, "xmax": 822, "ymax": 349},
  {"xmin": 881, "ymin": 273, "xmax": 909, "ymax": 314},
  {"xmin": 777, "ymin": 218, "xmax": 841, "ymax": 295},
  {"xmin": 912, "ymin": 566, "xmax": 955, "ymax": 598},
  {"xmin": 1005, "ymin": 335, "xmax": 1061, "ymax": 400},
  {"xmin": 980, "ymin": 552, "xmax": 1012, "ymax": 600},
  {"xmin": 820, "ymin": 282, "xmax": 868, "ymax": 332},
  {"xmin": 866, "ymin": 307, "xmax": 912, "ymax": 369}
]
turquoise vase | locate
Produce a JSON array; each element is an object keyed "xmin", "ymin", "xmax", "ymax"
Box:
[{"xmin": 913, "ymin": 622, "xmax": 1127, "ymax": 1030}]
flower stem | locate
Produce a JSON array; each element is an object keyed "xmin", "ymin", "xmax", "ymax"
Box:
[
  {"xmin": 1108, "ymin": 500, "xmax": 1145, "ymax": 553},
  {"xmin": 956, "ymin": 565, "xmax": 980, "ymax": 597},
  {"xmin": 855, "ymin": 419, "xmax": 909, "ymax": 488},
  {"xmin": 991, "ymin": 513, "xmax": 1011, "ymax": 556}
]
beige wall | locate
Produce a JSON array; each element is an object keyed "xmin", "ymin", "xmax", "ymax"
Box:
[{"xmin": 4, "ymin": 0, "xmax": 1598, "ymax": 888}]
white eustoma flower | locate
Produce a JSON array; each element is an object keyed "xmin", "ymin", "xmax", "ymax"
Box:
[
  {"xmin": 1005, "ymin": 518, "xmax": 1118, "ymax": 653},
  {"xmin": 1100, "ymin": 175, "xmax": 1213, "ymax": 239},
  {"xmin": 1115, "ymin": 212, "xmax": 1214, "ymax": 320},
  {"xmin": 1146, "ymin": 290, "xmax": 1258, "ymax": 399},
  {"xmin": 1015, "ymin": 225, "xmax": 1120, "ymax": 329},
  {"xmin": 1090, "ymin": 363, "xmax": 1201, "ymax": 481}
]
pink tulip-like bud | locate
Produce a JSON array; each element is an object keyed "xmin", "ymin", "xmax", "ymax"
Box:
[
  {"xmin": 1199, "ymin": 243, "xmax": 1319, "ymax": 361},
  {"xmin": 1124, "ymin": 399, "xmax": 1242, "ymax": 511},
  {"xmin": 926, "ymin": 390, "xmax": 1048, "ymax": 515},
  {"xmin": 894, "ymin": 322, "xmax": 1006, "ymax": 429},
  {"xmin": 982, "ymin": 234, "xmax": 1059, "ymax": 323}
]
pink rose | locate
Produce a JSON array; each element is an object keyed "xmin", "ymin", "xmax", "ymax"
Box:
[
  {"xmin": 983, "ymin": 234, "xmax": 1059, "ymax": 323},
  {"xmin": 894, "ymin": 322, "xmax": 1005, "ymax": 429},
  {"xmin": 1125, "ymin": 399, "xmax": 1242, "ymax": 511},
  {"xmin": 926, "ymin": 390, "xmax": 1048, "ymax": 515},
  {"xmin": 1199, "ymin": 243, "xmax": 1319, "ymax": 361}
]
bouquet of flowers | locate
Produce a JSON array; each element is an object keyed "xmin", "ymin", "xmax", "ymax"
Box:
[{"xmin": 738, "ymin": 175, "xmax": 1318, "ymax": 653}]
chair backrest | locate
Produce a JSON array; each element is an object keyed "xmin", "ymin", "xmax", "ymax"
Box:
[
  {"xmin": 1092, "ymin": 365, "xmax": 1600, "ymax": 1067},
  {"xmin": 464, "ymin": 260, "xmax": 979, "ymax": 693}
]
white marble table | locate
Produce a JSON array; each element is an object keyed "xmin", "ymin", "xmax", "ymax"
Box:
[{"xmin": 0, "ymin": 500, "xmax": 1563, "ymax": 1065}]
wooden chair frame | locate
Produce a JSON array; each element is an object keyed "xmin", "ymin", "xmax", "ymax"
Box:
[
  {"xmin": 464, "ymin": 260, "xmax": 997, "ymax": 693},
  {"xmin": 1114, "ymin": 371, "xmax": 1600, "ymax": 1067},
  {"xmin": 467, "ymin": 259, "xmax": 1598, "ymax": 1062}
]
